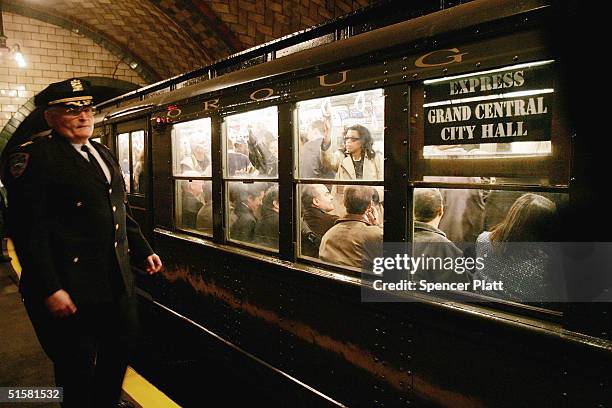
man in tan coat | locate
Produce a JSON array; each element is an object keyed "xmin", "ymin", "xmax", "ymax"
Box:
[{"xmin": 319, "ymin": 186, "xmax": 382, "ymax": 270}]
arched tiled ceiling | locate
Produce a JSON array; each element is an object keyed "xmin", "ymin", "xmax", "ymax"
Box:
[
  {"xmin": 4, "ymin": 0, "xmax": 374, "ymax": 83},
  {"xmin": 200, "ymin": 0, "xmax": 372, "ymax": 47},
  {"xmin": 5, "ymin": 0, "xmax": 215, "ymax": 81},
  {"xmin": 149, "ymin": 0, "xmax": 243, "ymax": 58}
]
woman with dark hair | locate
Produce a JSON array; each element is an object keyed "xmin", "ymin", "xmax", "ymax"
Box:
[
  {"xmin": 474, "ymin": 193, "xmax": 558, "ymax": 302},
  {"xmin": 320, "ymin": 124, "xmax": 383, "ymax": 180}
]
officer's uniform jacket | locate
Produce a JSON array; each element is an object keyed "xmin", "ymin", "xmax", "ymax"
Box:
[{"xmin": 5, "ymin": 132, "xmax": 153, "ymax": 304}]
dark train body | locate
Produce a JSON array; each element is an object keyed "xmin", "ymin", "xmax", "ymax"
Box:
[{"xmin": 90, "ymin": 1, "xmax": 610, "ymax": 406}]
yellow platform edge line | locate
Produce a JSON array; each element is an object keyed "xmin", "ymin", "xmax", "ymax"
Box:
[
  {"xmin": 123, "ymin": 366, "xmax": 181, "ymax": 408},
  {"xmin": 7, "ymin": 238, "xmax": 22, "ymax": 279},
  {"xmin": 8, "ymin": 239, "xmax": 179, "ymax": 407}
]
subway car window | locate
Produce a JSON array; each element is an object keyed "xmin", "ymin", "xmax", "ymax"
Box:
[
  {"xmin": 118, "ymin": 130, "xmax": 146, "ymax": 195},
  {"xmin": 117, "ymin": 132, "xmax": 131, "ymax": 193},
  {"xmin": 223, "ymin": 107, "xmax": 279, "ymax": 250},
  {"xmin": 171, "ymin": 118, "xmax": 212, "ymax": 237},
  {"xmin": 296, "ymin": 89, "xmax": 385, "ymax": 181},
  {"xmin": 295, "ymin": 90, "xmax": 384, "ymax": 270},
  {"xmin": 131, "ymin": 130, "xmax": 146, "ymax": 195},
  {"xmin": 410, "ymin": 60, "xmax": 570, "ymax": 306},
  {"xmin": 298, "ymin": 183, "xmax": 383, "ymax": 271},
  {"xmin": 226, "ymin": 181, "xmax": 279, "ymax": 250},
  {"xmin": 172, "ymin": 118, "xmax": 212, "ymax": 177},
  {"xmin": 175, "ymin": 179, "xmax": 213, "ymax": 236},
  {"xmin": 224, "ymin": 107, "xmax": 278, "ymax": 178},
  {"xmin": 422, "ymin": 61, "xmax": 553, "ymax": 159},
  {"xmin": 411, "ymin": 187, "xmax": 569, "ymax": 304}
]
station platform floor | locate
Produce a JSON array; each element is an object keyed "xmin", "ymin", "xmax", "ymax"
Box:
[
  {"xmin": 0, "ymin": 243, "xmax": 180, "ymax": 408},
  {"xmin": 0, "ymin": 235, "xmax": 331, "ymax": 407}
]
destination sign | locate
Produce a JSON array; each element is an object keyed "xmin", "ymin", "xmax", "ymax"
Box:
[{"xmin": 424, "ymin": 63, "xmax": 554, "ymax": 146}]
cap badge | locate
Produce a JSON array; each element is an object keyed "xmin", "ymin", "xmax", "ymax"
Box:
[{"xmin": 70, "ymin": 79, "xmax": 84, "ymax": 92}]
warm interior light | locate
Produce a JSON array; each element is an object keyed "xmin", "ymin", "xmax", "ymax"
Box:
[
  {"xmin": 14, "ymin": 49, "xmax": 26, "ymax": 67},
  {"xmin": 1, "ymin": 8, "xmax": 27, "ymax": 68}
]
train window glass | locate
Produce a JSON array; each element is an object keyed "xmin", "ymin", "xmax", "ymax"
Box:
[
  {"xmin": 175, "ymin": 179, "xmax": 213, "ymax": 236},
  {"xmin": 117, "ymin": 132, "xmax": 131, "ymax": 193},
  {"xmin": 131, "ymin": 130, "xmax": 146, "ymax": 195},
  {"xmin": 296, "ymin": 89, "xmax": 385, "ymax": 180},
  {"xmin": 171, "ymin": 118, "xmax": 212, "ymax": 177},
  {"xmin": 118, "ymin": 130, "xmax": 146, "ymax": 196},
  {"xmin": 411, "ymin": 187, "xmax": 568, "ymax": 304},
  {"xmin": 226, "ymin": 181, "xmax": 279, "ymax": 251},
  {"xmin": 298, "ymin": 183, "xmax": 383, "ymax": 271},
  {"xmin": 223, "ymin": 107, "xmax": 278, "ymax": 178},
  {"xmin": 422, "ymin": 61, "xmax": 554, "ymax": 159}
]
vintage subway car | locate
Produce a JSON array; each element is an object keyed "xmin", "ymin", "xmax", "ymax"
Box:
[{"xmin": 92, "ymin": 0, "xmax": 609, "ymax": 406}]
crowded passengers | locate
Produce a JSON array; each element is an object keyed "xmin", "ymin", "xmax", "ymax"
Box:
[{"xmin": 173, "ymin": 109, "xmax": 561, "ymax": 302}]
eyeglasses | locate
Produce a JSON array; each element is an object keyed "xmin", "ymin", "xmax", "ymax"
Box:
[
  {"xmin": 59, "ymin": 106, "xmax": 96, "ymax": 116},
  {"xmin": 343, "ymin": 137, "xmax": 360, "ymax": 142}
]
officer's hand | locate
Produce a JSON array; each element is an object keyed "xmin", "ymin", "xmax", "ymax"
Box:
[
  {"xmin": 146, "ymin": 254, "xmax": 163, "ymax": 275},
  {"xmin": 44, "ymin": 289, "xmax": 77, "ymax": 318}
]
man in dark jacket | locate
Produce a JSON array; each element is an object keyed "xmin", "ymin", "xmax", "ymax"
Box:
[
  {"xmin": 230, "ymin": 183, "xmax": 265, "ymax": 243},
  {"xmin": 3, "ymin": 78, "xmax": 162, "ymax": 408},
  {"xmin": 300, "ymin": 184, "xmax": 338, "ymax": 257},
  {"xmin": 254, "ymin": 185, "xmax": 279, "ymax": 249},
  {"xmin": 412, "ymin": 188, "xmax": 469, "ymax": 284}
]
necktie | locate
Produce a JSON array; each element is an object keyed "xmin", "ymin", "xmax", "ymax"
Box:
[{"xmin": 81, "ymin": 145, "xmax": 107, "ymax": 182}]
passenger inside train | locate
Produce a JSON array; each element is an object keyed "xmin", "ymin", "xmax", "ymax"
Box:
[
  {"xmin": 474, "ymin": 193, "xmax": 559, "ymax": 301},
  {"xmin": 225, "ymin": 107, "xmax": 278, "ymax": 179},
  {"xmin": 319, "ymin": 186, "xmax": 383, "ymax": 269},
  {"xmin": 254, "ymin": 185, "xmax": 280, "ymax": 249},
  {"xmin": 412, "ymin": 188, "xmax": 468, "ymax": 284},
  {"xmin": 300, "ymin": 184, "xmax": 338, "ymax": 258},
  {"xmin": 228, "ymin": 183, "xmax": 267, "ymax": 244}
]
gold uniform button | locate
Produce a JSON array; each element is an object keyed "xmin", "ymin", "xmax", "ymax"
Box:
[
  {"xmin": 73, "ymin": 257, "xmax": 79, "ymax": 263},
  {"xmin": 76, "ymin": 202, "xmax": 82, "ymax": 207},
  {"xmin": 112, "ymin": 206, "xmax": 117, "ymax": 212},
  {"xmin": 115, "ymin": 224, "xmax": 119, "ymax": 230},
  {"xmin": 109, "ymin": 188, "xmax": 113, "ymax": 194},
  {"xmin": 114, "ymin": 242, "xmax": 118, "ymax": 248}
]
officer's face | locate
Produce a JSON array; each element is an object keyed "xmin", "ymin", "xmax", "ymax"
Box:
[{"xmin": 45, "ymin": 106, "xmax": 95, "ymax": 142}]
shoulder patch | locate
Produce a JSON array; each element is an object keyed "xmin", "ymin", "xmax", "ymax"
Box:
[{"xmin": 9, "ymin": 153, "xmax": 30, "ymax": 178}]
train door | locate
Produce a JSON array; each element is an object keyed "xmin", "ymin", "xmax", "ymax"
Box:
[{"xmin": 115, "ymin": 120, "xmax": 153, "ymax": 240}]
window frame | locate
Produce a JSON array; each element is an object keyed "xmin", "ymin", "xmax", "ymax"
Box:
[
  {"xmin": 169, "ymin": 116, "xmax": 214, "ymax": 238},
  {"xmin": 220, "ymin": 105, "xmax": 281, "ymax": 252},
  {"xmin": 404, "ymin": 61, "xmax": 572, "ymax": 318},
  {"xmin": 292, "ymin": 87, "xmax": 390, "ymax": 272},
  {"xmin": 115, "ymin": 121, "xmax": 148, "ymax": 210}
]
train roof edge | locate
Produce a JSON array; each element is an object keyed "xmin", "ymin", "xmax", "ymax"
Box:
[{"xmin": 95, "ymin": 0, "xmax": 551, "ymax": 122}]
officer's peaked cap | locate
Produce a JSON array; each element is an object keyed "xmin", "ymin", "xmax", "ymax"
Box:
[{"xmin": 35, "ymin": 78, "xmax": 94, "ymax": 108}]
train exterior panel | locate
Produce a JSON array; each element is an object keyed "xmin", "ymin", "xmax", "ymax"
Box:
[{"xmin": 92, "ymin": 0, "xmax": 610, "ymax": 406}]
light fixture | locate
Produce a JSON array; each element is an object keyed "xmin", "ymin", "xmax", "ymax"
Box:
[
  {"xmin": 0, "ymin": 1, "xmax": 27, "ymax": 67},
  {"xmin": 13, "ymin": 43, "xmax": 26, "ymax": 67}
]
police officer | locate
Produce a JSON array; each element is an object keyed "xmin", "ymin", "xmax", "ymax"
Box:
[{"xmin": 4, "ymin": 78, "xmax": 162, "ymax": 407}]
